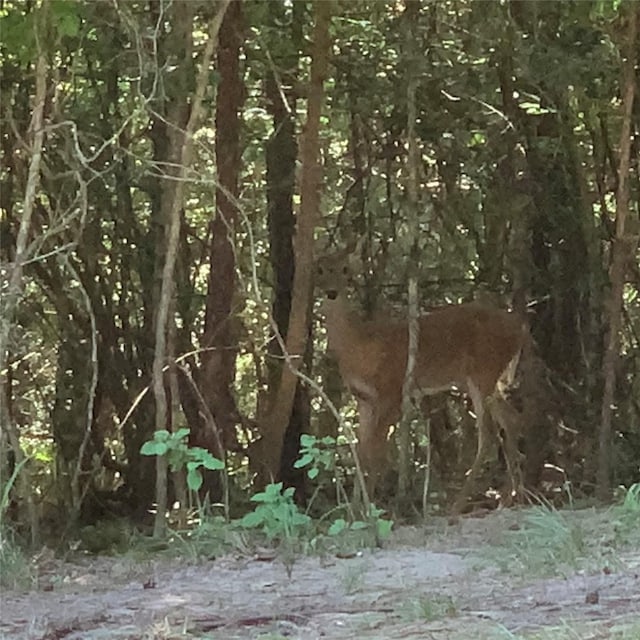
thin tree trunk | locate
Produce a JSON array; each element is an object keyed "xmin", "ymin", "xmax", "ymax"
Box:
[
  {"xmin": 168, "ymin": 299, "xmax": 188, "ymax": 529},
  {"xmin": 262, "ymin": 0, "xmax": 309, "ymax": 495},
  {"xmin": 255, "ymin": 1, "xmax": 332, "ymax": 486},
  {"xmin": 597, "ymin": 5, "xmax": 638, "ymax": 501},
  {"xmin": 0, "ymin": 3, "xmax": 49, "ymax": 546},
  {"xmin": 201, "ymin": 0, "xmax": 244, "ymax": 464},
  {"xmin": 151, "ymin": 0, "xmax": 231, "ymax": 537},
  {"xmin": 397, "ymin": 0, "xmax": 421, "ymax": 502}
]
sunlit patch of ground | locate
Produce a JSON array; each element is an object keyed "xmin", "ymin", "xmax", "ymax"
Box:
[{"xmin": 2, "ymin": 507, "xmax": 639, "ymax": 639}]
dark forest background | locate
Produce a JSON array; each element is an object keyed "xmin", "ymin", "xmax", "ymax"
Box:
[{"xmin": 1, "ymin": 0, "xmax": 639, "ymax": 546}]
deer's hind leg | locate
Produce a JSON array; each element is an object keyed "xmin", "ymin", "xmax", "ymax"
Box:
[{"xmin": 488, "ymin": 393, "xmax": 524, "ymax": 505}]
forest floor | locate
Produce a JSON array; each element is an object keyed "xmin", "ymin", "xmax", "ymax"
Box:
[{"xmin": 1, "ymin": 506, "xmax": 640, "ymax": 640}]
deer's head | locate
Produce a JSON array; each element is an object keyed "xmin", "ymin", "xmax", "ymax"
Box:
[{"xmin": 314, "ymin": 243, "xmax": 357, "ymax": 302}]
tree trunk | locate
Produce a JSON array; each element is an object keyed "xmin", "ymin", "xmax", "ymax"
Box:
[
  {"xmin": 597, "ymin": 5, "xmax": 638, "ymax": 501},
  {"xmin": 254, "ymin": 1, "xmax": 332, "ymax": 487},
  {"xmin": 262, "ymin": 0, "xmax": 309, "ymax": 496},
  {"xmin": 397, "ymin": 0, "xmax": 421, "ymax": 503},
  {"xmin": 0, "ymin": 3, "xmax": 49, "ymax": 545},
  {"xmin": 151, "ymin": 0, "xmax": 231, "ymax": 537},
  {"xmin": 200, "ymin": 0, "xmax": 244, "ymax": 470}
]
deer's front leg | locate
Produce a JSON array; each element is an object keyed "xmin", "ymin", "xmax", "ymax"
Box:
[
  {"xmin": 452, "ymin": 381, "xmax": 493, "ymax": 514},
  {"xmin": 356, "ymin": 398, "xmax": 392, "ymax": 500}
]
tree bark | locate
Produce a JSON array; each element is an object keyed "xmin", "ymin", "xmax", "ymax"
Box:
[
  {"xmin": 200, "ymin": 0, "xmax": 244, "ymax": 465},
  {"xmin": 398, "ymin": 0, "xmax": 421, "ymax": 502},
  {"xmin": 151, "ymin": 0, "xmax": 231, "ymax": 537},
  {"xmin": 254, "ymin": 0, "xmax": 332, "ymax": 486},
  {"xmin": 597, "ymin": 5, "xmax": 638, "ymax": 501},
  {"xmin": 0, "ymin": 1, "xmax": 49, "ymax": 546},
  {"xmin": 262, "ymin": 0, "xmax": 309, "ymax": 495}
]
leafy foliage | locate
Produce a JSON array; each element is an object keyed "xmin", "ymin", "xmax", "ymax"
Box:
[
  {"xmin": 294, "ymin": 433, "xmax": 337, "ymax": 480},
  {"xmin": 140, "ymin": 429, "xmax": 224, "ymax": 492},
  {"xmin": 0, "ymin": 458, "xmax": 27, "ymax": 529},
  {"xmin": 328, "ymin": 504, "xmax": 393, "ymax": 542},
  {"xmin": 0, "ymin": 0, "xmax": 638, "ymax": 538},
  {"xmin": 239, "ymin": 483, "xmax": 311, "ymax": 541}
]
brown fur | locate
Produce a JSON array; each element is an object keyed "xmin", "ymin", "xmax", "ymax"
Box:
[{"xmin": 316, "ymin": 250, "xmax": 527, "ymax": 512}]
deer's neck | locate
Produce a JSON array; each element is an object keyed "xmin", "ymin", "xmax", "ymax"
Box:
[{"xmin": 322, "ymin": 294, "xmax": 364, "ymax": 356}]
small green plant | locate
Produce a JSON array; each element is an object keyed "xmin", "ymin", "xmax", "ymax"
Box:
[
  {"xmin": 338, "ymin": 557, "xmax": 372, "ymax": 594},
  {"xmin": 294, "ymin": 433, "xmax": 352, "ymax": 516},
  {"xmin": 0, "ymin": 458, "xmax": 34, "ymax": 589},
  {"xmin": 490, "ymin": 505, "xmax": 587, "ymax": 576},
  {"xmin": 328, "ymin": 504, "xmax": 393, "ymax": 542},
  {"xmin": 294, "ymin": 433, "xmax": 337, "ymax": 479},
  {"xmin": 79, "ymin": 520, "xmax": 130, "ymax": 554},
  {"xmin": 609, "ymin": 483, "xmax": 640, "ymax": 548},
  {"xmin": 620, "ymin": 483, "xmax": 640, "ymax": 513},
  {"xmin": 239, "ymin": 482, "xmax": 311, "ymax": 540},
  {"xmin": 140, "ymin": 428, "xmax": 224, "ymax": 491},
  {"xmin": 0, "ymin": 457, "xmax": 28, "ymax": 529},
  {"xmin": 0, "ymin": 533, "xmax": 32, "ymax": 589},
  {"xmin": 397, "ymin": 593, "xmax": 456, "ymax": 622}
]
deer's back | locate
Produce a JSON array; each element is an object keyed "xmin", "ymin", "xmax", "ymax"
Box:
[
  {"xmin": 415, "ymin": 302, "xmax": 525, "ymax": 396},
  {"xmin": 327, "ymin": 299, "xmax": 524, "ymax": 406}
]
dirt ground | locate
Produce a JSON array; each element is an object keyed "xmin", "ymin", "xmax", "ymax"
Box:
[{"xmin": 1, "ymin": 508, "xmax": 639, "ymax": 640}]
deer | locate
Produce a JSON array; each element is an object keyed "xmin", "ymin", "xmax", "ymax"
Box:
[{"xmin": 315, "ymin": 247, "xmax": 528, "ymax": 513}]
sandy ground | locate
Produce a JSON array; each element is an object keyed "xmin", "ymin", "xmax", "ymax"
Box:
[{"xmin": 1, "ymin": 508, "xmax": 639, "ymax": 639}]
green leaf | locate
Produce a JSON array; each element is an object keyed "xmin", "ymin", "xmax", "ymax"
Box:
[
  {"xmin": 308, "ymin": 467, "xmax": 319, "ymax": 480},
  {"xmin": 173, "ymin": 427, "xmax": 190, "ymax": 440},
  {"xmin": 153, "ymin": 430, "xmax": 171, "ymax": 442},
  {"xmin": 266, "ymin": 482, "xmax": 284, "ymax": 497},
  {"xmin": 0, "ymin": 11, "xmax": 35, "ymax": 63},
  {"xmin": 328, "ymin": 518, "xmax": 346, "ymax": 535},
  {"xmin": 155, "ymin": 442, "xmax": 169, "ymax": 455},
  {"xmin": 622, "ymin": 483, "xmax": 640, "ymax": 511},
  {"xmin": 240, "ymin": 511, "xmax": 263, "ymax": 528},
  {"xmin": 468, "ymin": 131, "xmax": 486, "ymax": 147},
  {"xmin": 186, "ymin": 467, "xmax": 203, "ymax": 491},
  {"xmin": 350, "ymin": 520, "xmax": 368, "ymax": 531},
  {"xmin": 376, "ymin": 518, "xmax": 393, "ymax": 539},
  {"xmin": 140, "ymin": 441, "xmax": 167, "ymax": 456},
  {"xmin": 294, "ymin": 453, "xmax": 313, "ymax": 468},
  {"xmin": 201, "ymin": 453, "xmax": 224, "ymax": 470},
  {"xmin": 299, "ymin": 434, "xmax": 316, "ymax": 447},
  {"xmin": 51, "ymin": 0, "xmax": 80, "ymax": 37},
  {"xmin": 0, "ymin": 457, "xmax": 28, "ymax": 515},
  {"xmin": 291, "ymin": 512, "xmax": 311, "ymax": 527},
  {"xmin": 519, "ymin": 101, "xmax": 554, "ymax": 115},
  {"xmin": 139, "ymin": 441, "xmax": 155, "ymax": 455},
  {"xmin": 368, "ymin": 505, "xmax": 385, "ymax": 519}
]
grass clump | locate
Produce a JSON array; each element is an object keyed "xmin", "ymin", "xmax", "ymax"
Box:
[
  {"xmin": 610, "ymin": 483, "xmax": 640, "ymax": 547},
  {"xmin": 489, "ymin": 505, "xmax": 588, "ymax": 577},
  {"xmin": 397, "ymin": 592, "xmax": 457, "ymax": 622},
  {"xmin": 0, "ymin": 530, "xmax": 33, "ymax": 589}
]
